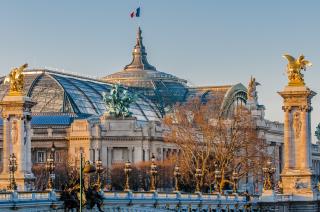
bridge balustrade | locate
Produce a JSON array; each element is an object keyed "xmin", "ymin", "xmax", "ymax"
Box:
[{"xmin": 0, "ymin": 190, "xmax": 256, "ymax": 211}]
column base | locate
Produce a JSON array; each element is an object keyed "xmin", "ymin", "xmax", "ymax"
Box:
[{"xmin": 281, "ymin": 169, "xmax": 315, "ymax": 196}]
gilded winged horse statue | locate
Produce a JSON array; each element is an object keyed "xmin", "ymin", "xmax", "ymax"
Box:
[
  {"xmin": 283, "ymin": 54, "xmax": 312, "ymax": 86},
  {"xmin": 4, "ymin": 63, "xmax": 28, "ymax": 95}
]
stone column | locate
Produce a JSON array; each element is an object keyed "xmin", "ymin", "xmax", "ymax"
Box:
[
  {"xmin": 307, "ymin": 111, "xmax": 313, "ymax": 169},
  {"xmin": 134, "ymin": 146, "xmax": 143, "ymax": 163},
  {"xmin": 278, "ymin": 85, "xmax": 316, "ymax": 195},
  {"xmin": 107, "ymin": 147, "xmax": 113, "ymax": 168},
  {"xmin": 0, "ymin": 95, "xmax": 36, "ymax": 190},
  {"xmin": 300, "ymin": 106, "xmax": 307, "ymax": 170},
  {"xmin": 16, "ymin": 115, "xmax": 25, "ymax": 175},
  {"xmin": 128, "ymin": 147, "xmax": 133, "ymax": 162},
  {"xmin": 101, "ymin": 146, "xmax": 108, "ymax": 166},
  {"xmin": 1, "ymin": 115, "xmax": 10, "ymax": 174},
  {"xmin": 25, "ymin": 116, "xmax": 32, "ymax": 174},
  {"xmin": 143, "ymin": 147, "xmax": 149, "ymax": 161},
  {"xmin": 274, "ymin": 144, "xmax": 281, "ymax": 180},
  {"xmin": 283, "ymin": 106, "xmax": 290, "ymax": 170}
]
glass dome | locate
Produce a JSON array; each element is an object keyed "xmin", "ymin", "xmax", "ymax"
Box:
[{"xmin": 102, "ymin": 27, "xmax": 188, "ymax": 112}]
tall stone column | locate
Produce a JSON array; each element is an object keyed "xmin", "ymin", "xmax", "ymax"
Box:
[
  {"xmin": 0, "ymin": 95, "xmax": 36, "ymax": 191},
  {"xmin": 279, "ymin": 86, "xmax": 316, "ymax": 196},
  {"xmin": 283, "ymin": 107, "xmax": 291, "ymax": 170},
  {"xmin": 1, "ymin": 115, "xmax": 10, "ymax": 174},
  {"xmin": 300, "ymin": 106, "xmax": 308, "ymax": 170},
  {"xmin": 25, "ymin": 116, "xmax": 32, "ymax": 175}
]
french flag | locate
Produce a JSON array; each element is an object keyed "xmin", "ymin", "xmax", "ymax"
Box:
[{"xmin": 130, "ymin": 7, "xmax": 140, "ymax": 18}]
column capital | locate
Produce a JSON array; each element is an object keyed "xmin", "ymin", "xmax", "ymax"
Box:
[
  {"xmin": 1, "ymin": 114, "xmax": 9, "ymax": 120},
  {"xmin": 282, "ymin": 106, "xmax": 291, "ymax": 112},
  {"xmin": 16, "ymin": 114, "xmax": 25, "ymax": 120},
  {"xmin": 299, "ymin": 105, "xmax": 312, "ymax": 112}
]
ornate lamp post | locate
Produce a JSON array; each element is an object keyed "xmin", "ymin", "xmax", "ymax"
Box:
[
  {"xmin": 79, "ymin": 151, "xmax": 96, "ymax": 212},
  {"xmin": 150, "ymin": 154, "xmax": 158, "ymax": 192},
  {"xmin": 173, "ymin": 164, "xmax": 181, "ymax": 192},
  {"xmin": 46, "ymin": 142, "xmax": 56, "ymax": 190},
  {"xmin": 195, "ymin": 168, "xmax": 202, "ymax": 193},
  {"xmin": 124, "ymin": 160, "xmax": 132, "ymax": 191},
  {"xmin": 262, "ymin": 160, "xmax": 276, "ymax": 191},
  {"xmin": 214, "ymin": 169, "xmax": 222, "ymax": 193},
  {"xmin": 232, "ymin": 171, "xmax": 239, "ymax": 193},
  {"xmin": 95, "ymin": 157, "xmax": 103, "ymax": 188},
  {"xmin": 9, "ymin": 153, "xmax": 18, "ymax": 191}
]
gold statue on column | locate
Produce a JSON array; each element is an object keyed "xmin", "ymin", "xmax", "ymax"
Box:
[
  {"xmin": 283, "ymin": 54, "xmax": 312, "ymax": 86},
  {"xmin": 4, "ymin": 63, "xmax": 28, "ymax": 95}
]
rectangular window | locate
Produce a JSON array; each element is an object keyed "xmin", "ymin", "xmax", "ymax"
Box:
[
  {"xmin": 55, "ymin": 151, "xmax": 61, "ymax": 163},
  {"xmin": 37, "ymin": 151, "xmax": 45, "ymax": 163},
  {"xmin": 54, "ymin": 151, "xmax": 64, "ymax": 163}
]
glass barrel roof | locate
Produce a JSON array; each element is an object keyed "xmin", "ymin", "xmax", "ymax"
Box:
[{"xmin": 0, "ymin": 69, "xmax": 162, "ymax": 122}]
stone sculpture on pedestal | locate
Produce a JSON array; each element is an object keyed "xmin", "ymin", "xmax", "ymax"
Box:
[
  {"xmin": 0, "ymin": 64, "xmax": 36, "ymax": 191},
  {"xmin": 278, "ymin": 54, "xmax": 316, "ymax": 197}
]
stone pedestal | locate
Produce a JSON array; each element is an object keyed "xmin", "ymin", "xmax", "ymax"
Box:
[
  {"xmin": 278, "ymin": 86, "xmax": 316, "ymax": 197},
  {"xmin": 0, "ymin": 95, "xmax": 36, "ymax": 191}
]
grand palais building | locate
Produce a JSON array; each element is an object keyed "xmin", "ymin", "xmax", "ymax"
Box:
[{"xmin": 1, "ymin": 28, "xmax": 320, "ymax": 193}]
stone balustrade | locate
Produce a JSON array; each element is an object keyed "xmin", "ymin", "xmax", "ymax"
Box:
[{"xmin": 0, "ymin": 190, "xmax": 257, "ymax": 211}]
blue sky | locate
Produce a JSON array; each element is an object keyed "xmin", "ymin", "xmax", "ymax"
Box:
[{"xmin": 1, "ymin": 1, "xmax": 320, "ymax": 139}]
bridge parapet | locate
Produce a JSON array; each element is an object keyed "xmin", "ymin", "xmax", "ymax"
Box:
[{"xmin": 0, "ymin": 190, "xmax": 256, "ymax": 211}]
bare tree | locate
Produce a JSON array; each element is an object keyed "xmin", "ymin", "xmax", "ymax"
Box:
[{"xmin": 163, "ymin": 97, "xmax": 269, "ymax": 192}]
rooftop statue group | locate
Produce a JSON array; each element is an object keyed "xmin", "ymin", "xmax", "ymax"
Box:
[
  {"xmin": 4, "ymin": 63, "xmax": 28, "ymax": 95},
  {"xmin": 102, "ymin": 84, "xmax": 136, "ymax": 118},
  {"xmin": 283, "ymin": 54, "xmax": 312, "ymax": 86}
]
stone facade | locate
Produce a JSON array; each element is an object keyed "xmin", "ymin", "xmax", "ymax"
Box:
[{"xmin": 68, "ymin": 114, "xmax": 177, "ymax": 168}]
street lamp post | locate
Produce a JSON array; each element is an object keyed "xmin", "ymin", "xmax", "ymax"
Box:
[
  {"xmin": 150, "ymin": 154, "xmax": 158, "ymax": 192},
  {"xmin": 262, "ymin": 160, "xmax": 276, "ymax": 191},
  {"xmin": 79, "ymin": 150, "xmax": 96, "ymax": 212},
  {"xmin": 46, "ymin": 142, "xmax": 56, "ymax": 190},
  {"xmin": 9, "ymin": 153, "xmax": 18, "ymax": 191},
  {"xmin": 232, "ymin": 171, "xmax": 239, "ymax": 193},
  {"xmin": 195, "ymin": 168, "xmax": 202, "ymax": 193},
  {"xmin": 214, "ymin": 169, "xmax": 221, "ymax": 193},
  {"xmin": 173, "ymin": 164, "xmax": 181, "ymax": 192},
  {"xmin": 124, "ymin": 160, "xmax": 132, "ymax": 192}
]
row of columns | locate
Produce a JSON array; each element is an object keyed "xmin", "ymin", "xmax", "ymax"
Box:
[{"xmin": 89, "ymin": 146, "xmax": 178, "ymax": 168}]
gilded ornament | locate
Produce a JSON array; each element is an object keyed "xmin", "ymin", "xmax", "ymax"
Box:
[
  {"xmin": 4, "ymin": 63, "xmax": 28, "ymax": 95},
  {"xmin": 283, "ymin": 54, "xmax": 312, "ymax": 86}
]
